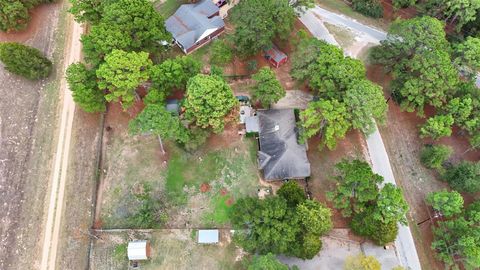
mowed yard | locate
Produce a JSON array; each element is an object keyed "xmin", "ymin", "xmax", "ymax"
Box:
[{"xmin": 97, "ymin": 103, "xmax": 260, "ymax": 229}]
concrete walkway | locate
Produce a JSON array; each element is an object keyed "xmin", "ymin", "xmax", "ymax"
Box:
[{"xmin": 299, "ymin": 6, "xmax": 422, "ymax": 270}]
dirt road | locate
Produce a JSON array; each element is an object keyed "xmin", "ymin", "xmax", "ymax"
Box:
[{"xmin": 39, "ymin": 17, "xmax": 83, "ymax": 270}]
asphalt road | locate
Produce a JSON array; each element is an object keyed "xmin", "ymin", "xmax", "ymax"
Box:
[{"xmin": 300, "ymin": 6, "xmax": 422, "ymax": 270}]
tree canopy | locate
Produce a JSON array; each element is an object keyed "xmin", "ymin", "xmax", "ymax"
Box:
[
  {"xmin": 420, "ymin": 144, "xmax": 452, "ymax": 170},
  {"xmin": 443, "ymin": 161, "xmax": 480, "ymax": 193},
  {"xmin": 96, "ymin": 49, "xmax": 152, "ymax": 109},
  {"xmin": 80, "ymin": 0, "xmax": 170, "ymax": 66},
  {"xmin": 0, "ymin": 42, "xmax": 52, "ymax": 79},
  {"xmin": 183, "ymin": 74, "xmax": 237, "ymax": 133},
  {"xmin": 231, "ymin": 0, "xmax": 295, "ymax": 56},
  {"xmin": 0, "ymin": 0, "xmax": 55, "ymax": 32},
  {"xmin": 251, "ymin": 67, "xmax": 286, "ymax": 108},
  {"xmin": 344, "ymin": 254, "xmax": 382, "ymax": 270},
  {"xmin": 231, "ymin": 195, "xmax": 332, "ymax": 259},
  {"xmin": 426, "ymin": 190, "xmax": 464, "ymax": 218},
  {"xmin": 149, "ymin": 56, "xmax": 201, "ymax": 93},
  {"xmin": 247, "ymin": 253, "xmax": 289, "ymax": 270},
  {"xmin": 66, "ymin": 63, "xmax": 106, "ymax": 112},
  {"xmin": 424, "ymin": 0, "xmax": 480, "ymax": 31}
]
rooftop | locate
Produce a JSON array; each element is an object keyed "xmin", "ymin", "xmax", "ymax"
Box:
[{"xmin": 257, "ymin": 109, "xmax": 311, "ymax": 180}]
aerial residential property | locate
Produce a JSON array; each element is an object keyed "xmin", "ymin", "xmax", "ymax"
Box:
[{"xmin": 1, "ymin": 0, "xmax": 479, "ymax": 269}]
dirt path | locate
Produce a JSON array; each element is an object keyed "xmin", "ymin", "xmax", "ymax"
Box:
[{"xmin": 39, "ymin": 18, "xmax": 83, "ymax": 270}]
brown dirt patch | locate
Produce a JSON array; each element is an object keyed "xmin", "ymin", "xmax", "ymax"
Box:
[
  {"xmin": 380, "ymin": 0, "xmax": 417, "ymax": 21},
  {"xmin": 200, "ymin": 183, "xmax": 211, "ymax": 193},
  {"xmin": 226, "ymin": 197, "xmax": 234, "ymax": 206}
]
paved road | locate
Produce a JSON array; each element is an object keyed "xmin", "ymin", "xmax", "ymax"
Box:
[
  {"xmin": 300, "ymin": 6, "xmax": 422, "ymax": 270},
  {"xmin": 40, "ymin": 17, "xmax": 82, "ymax": 270}
]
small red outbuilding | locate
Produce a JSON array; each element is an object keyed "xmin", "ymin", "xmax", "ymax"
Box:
[{"xmin": 263, "ymin": 45, "xmax": 288, "ymax": 68}]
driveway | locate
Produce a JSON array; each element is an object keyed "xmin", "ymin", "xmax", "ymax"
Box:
[{"xmin": 299, "ymin": 6, "xmax": 422, "ymax": 270}]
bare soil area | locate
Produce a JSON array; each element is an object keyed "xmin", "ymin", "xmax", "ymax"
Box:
[{"xmin": 0, "ymin": 2, "xmax": 68, "ymax": 269}]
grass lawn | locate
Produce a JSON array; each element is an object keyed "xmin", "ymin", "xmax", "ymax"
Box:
[{"xmin": 154, "ymin": 0, "xmax": 187, "ymax": 17}]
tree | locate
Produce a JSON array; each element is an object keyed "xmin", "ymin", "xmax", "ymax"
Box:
[
  {"xmin": 231, "ymin": 196, "xmax": 332, "ymax": 259},
  {"xmin": 289, "ymin": 0, "xmax": 316, "ymax": 11},
  {"xmin": 392, "ymin": 50, "xmax": 459, "ymax": 114},
  {"xmin": 247, "ymin": 253, "xmax": 289, "ymax": 270},
  {"xmin": 351, "ymin": 0, "xmax": 384, "ymax": 18},
  {"xmin": 466, "ymin": 200, "xmax": 480, "ymax": 223},
  {"xmin": 210, "ymin": 39, "xmax": 233, "ymax": 66},
  {"xmin": 0, "ymin": 1, "xmax": 29, "ymax": 32},
  {"xmin": 183, "ymin": 74, "xmax": 237, "ymax": 133},
  {"xmin": 432, "ymin": 217, "xmax": 480, "ymax": 269},
  {"xmin": 66, "ymin": 63, "xmax": 106, "ymax": 113},
  {"xmin": 419, "ymin": 115, "xmax": 454, "ymax": 140},
  {"xmin": 420, "ymin": 144, "xmax": 452, "ymax": 170},
  {"xmin": 300, "ymin": 99, "xmax": 351, "ymax": 150},
  {"xmin": 454, "ymin": 37, "xmax": 480, "ymax": 78},
  {"xmin": 344, "ymin": 254, "xmax": 381, "ymax": 270},
  {"xmin": 426, "ymin": 190, "xmax": 464, "ymax": 218},
  {"xmin": 425, "ymin": 0, "xmax": 480, "ymax": 30},
  {"xmin": 251, "ymin": 67, "xmax": 286, "ymax": 107},
  {"xmin": 308, "ymin": 49, "xmax": 365, "ymax": 100},
  {"xmin": 96, "ymin": 50, "xmax": 152, "ymax": 109},
  {"xmin": 371, "ymin": 16, "xmax": 449, "ymax": 69},
  {"xmin": 392, "ymin": 0, "xmax": 415, "ymax": 9},
  {"xmin": 80, "ymin": 0, "xmax": 170, "ymax": 66},
  {"xmin": 231, "ymin": 0, "xmax": 295, "ymax": 56},
  {"xmin": 277, "ymin": 181, "xmax": 306, "ymax": 207},
  {"xmin": 344, "ymin": 79, "xmax": 387, "ymax": 135},
  {"xmin": 443, "ymin": 161, "xmax": 480, "ymax": 193},
  {"xmin": 0, "ymin": 42, "xmax": 52, "ymax": 79},
  {"xmin": 327, "ymin": 159, "xmax": 382, "ymax": 217},
  {"xmin": 150, "ymin": 56, "xmax": 201, "ymax": 92},
  {"xmin": 297, "ymin": 199, "xmax": 333, "ymax": 236},
  {"xmin": 350, "ymin": 207, "xmax": 399, "ymax": 245},
  {"xmin": 291, "ymin": 38, "xmax": 331, "ymax": 82},
  {"xmin": 373, "ymin": 183, "xmax": 409, "ymax": 225},
  {"xmin": 69, "ymin": 0, "xmax": 110, "ymax": 24}
]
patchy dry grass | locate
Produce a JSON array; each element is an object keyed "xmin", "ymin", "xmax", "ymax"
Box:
[
  {"xmin": 100, "ymin": 130, "xmax": 259, "ymax": 229},
  {"xmin": 324, "ymin": 22, "xmax": 356, "ymax": 49},
  {"xmin": 154, "ymin": 0, "xmax": 187, "ymax": 17}
]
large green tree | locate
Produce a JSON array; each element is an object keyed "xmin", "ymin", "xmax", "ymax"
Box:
[
  {"xmin": 150, "ymin": 56, "xmax": 201, "ymax": 93},
  {"xmin": 350, "ymin": 207, "xmax": 399, "ymax": 245},
  {"xmin": 419, "ymin": 114, "xmax": 454, "ymax": 140},
  {"xmin": 0, "ymin": 0, "xmax": 55, "ymax": 32},
  {"xmin": 96, "ymin": 49, "xmax": 152, "ymax": 109},
  {"xmin": 66, "ymin": 63, "xmax": 106, "ymax": 112},
  {"xmin": 344, "ymin": 79, "xmax": 387, "ymax": 135},
  {"xmin": 251, "ymin": 67, "xmax": 286, "ymax": 107},
  {"xmin": 426, "ymin": 190, "xmax": 464, "ymax": 218},
  {"xmin": 277, "ymin": 181, "xmax": 306, "ymax": 207},
  {"xmin": 231, "ymin": 0, "xmax": 295, "ymax": 56},
  {"xmin": 373, "ymin": 183, "xmax": 409, "ymax": 225},
  {"xmin": 0, "ymin": 42, "xmax": 52, "ymax": 79},
  {"xmin": 424, "ymin": 0, "xmax": 480, "ymax": 30},
  {"xmin": 80, "ymin": 0, "xmax": 170, "ymax": 66},
  {"xmin": 183, "ymin": 74, "xmax": 237, "ymax": 133},
  {"xmin": 443, "ymin": 161, "xmax": 480, "ymax": 193},
  {"xmin": 231, "ymin": 196, "xmax": 332, "ymax": 259},
  {"xmin": 247, "ymin": 253, "xmax": 289, "ymax": 270},
  {"xmin": 327, "ymin": 159, "xmax": 382, "ymax": 217},
  {"xmin": 454, "ymin": 37, "xmax": 480, "ymax": 78},
  {"xmin": 432, "ymin": 217, "xmax": 480, "ymax": 269},
  {"xmin": 300, "ymin": 99, "xmax": 351, "ymax": 150},
  {"xmin": 69, "ymin": 0, "xmax": 110, "ymax": 24}
]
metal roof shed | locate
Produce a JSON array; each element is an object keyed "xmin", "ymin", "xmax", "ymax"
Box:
[
  {"xmin": 264, "ymin": 45, "xmax": 288, "ymax": 68},
  {"xmin": 198, "ymin": 229, "xmax": 219, "ymax": 244},
  {"xmin": 127, "ymin": 240, "xmax": 150, "ymax": 261}
]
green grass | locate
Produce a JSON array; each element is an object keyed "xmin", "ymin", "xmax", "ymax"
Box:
[
  {"xmin": 202, "ymin": 193, "xmax": 233, "ymax": 225},
  {"xmin": 113, "ymin": 243, "xmax": 127, "ymax": 262},
  {"xmin": 317, "ymin": 0, "xmax": 390, "ymax": 31},
  {"xmin": 155, "ymin": 0, "xmax": 187, "ymax": 17}
]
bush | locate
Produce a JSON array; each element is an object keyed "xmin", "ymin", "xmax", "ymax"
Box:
[
  {"xmin": 420, "ymin": 144, "xmax": 452, "ymax": 170},
  {"xmin": 350, "ymin": 207, "xmax": 398, "ymax": 245},
  {"xmin": 0, "ymin": 42, "xmax": 52, "ymax": 79},
  {"xmin": 392, "ymin": 0, "xmax": 415, "ymax": 9},
  {"xmin": 351, "ymin": 0, "xmax": 384, "ymax": 18},
  {"xmin": 345, "ymin": 254, "xmax": 381, "ymax": 270},
  {"xmin": 277, "ymin": 181, "xmax": 306, "ymax": 207},
  {"xmin": 210, "ymin": 39, "xmax": 233, "ymax": 66},
  {"xmin": 443, "ymin": 161, "xmax": 480, "ymax": 193}
]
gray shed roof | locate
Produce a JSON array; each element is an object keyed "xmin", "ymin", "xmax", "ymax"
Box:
[
  {"xmin": 165, "ymin": 0, "xmax": 224, "ymax": 51},
  {"xmin": 257, "ymin": 109, "xmax": 311, "ymax": 180},
  {"xmin": 264, "ymin": 44, "xmax": 287, "ymax": 64}
]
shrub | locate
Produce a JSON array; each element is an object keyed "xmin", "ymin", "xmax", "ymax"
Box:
[
  {"xmin": 0, "ymin": 42, "xmax": 52, "ymax": 79},
  {"xmin": 351, "ymin": 0, "xmax": 384, "ymax": 18},
  {"xmin": 392, "ymin": 0, "xmax": 415, "ymax": 9},
  {"xmin": 345, "ymin": 254, "xmax": 381, "ymax": 270},
  {"xmin": 420, "ymin": 144, "xmax": 452, "ymax": 170},
  {"xmin": 210, "ymin": 39, "xmax": 233, "ymax": 66},
  {"xmin": 277, "ymin": 181, "xmax": 306, "ymax": 207},
  {"xmin": 350, "ymin": 207, "xmax": 398, "ymax": 245},
  {"xmin": 443, "ymin": 161, "xmax": 480, "ymax": 193}
]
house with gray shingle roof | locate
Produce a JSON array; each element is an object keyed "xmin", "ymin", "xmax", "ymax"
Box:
[
  {"xmin": 165, "ymin": 0, "xmax": 225, "ymax": 54},
  {"xmin": 256, "ymin": 109, "xmax": 311, "ymax": 181}
]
